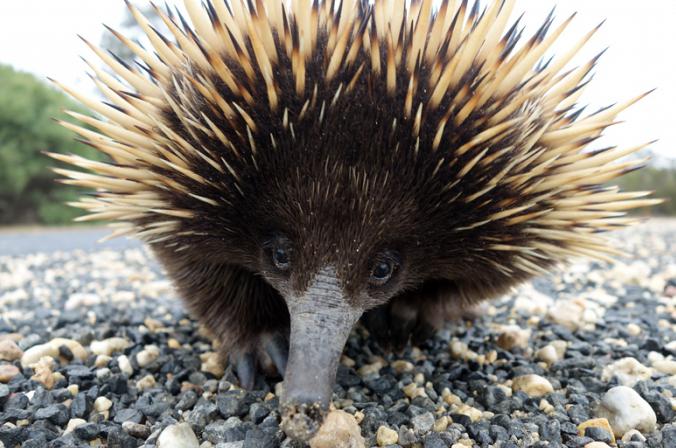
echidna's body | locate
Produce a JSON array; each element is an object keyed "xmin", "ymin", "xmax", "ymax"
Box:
[{"xmin": 52, "ymin": 0, "xmax": 658, "ymax": 439}]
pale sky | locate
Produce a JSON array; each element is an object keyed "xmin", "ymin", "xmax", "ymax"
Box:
[{"xmin": 1, "ymin": 0, "xmax": 674, "ymax": 160}]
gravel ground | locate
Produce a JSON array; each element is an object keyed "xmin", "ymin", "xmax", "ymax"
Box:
[
  {"xmin": 0, "ymin": 226, "xmax": 140, "ymax": 257},
  {"xmin": 1, "ymin": 220, "xmax": 675, "ymax": 448}
]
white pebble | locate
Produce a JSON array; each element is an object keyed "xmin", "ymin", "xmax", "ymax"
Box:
[
  {"xmin": 546, "ymin": 300, "xmax": 585, "ymax": 331},
  {"xmin": 601, "ymin": 358, "xmax": 653, "ymax": 387},
  {"xmin": 94, "ymin": 396, "xmax": 113, "ymax": 412},
  {"xmin": 496, "ymin": 325, "xmax": 531, "ymax": 351},
  {"xmin": 136, "ymin": 374, "xmax": 157, "ymax": 391},
  {"xmin": 626, "ymin": 323, "xmax": 641, "ymax": 336},
  {"xmin": 20, "ymin": 344, "xmax": 57, "ymax": 368},
  {"xmin": 117, "ymin": 355, "xmax": 134, "ymax": 376},
  {"xmin": 136, "ymin": 345, "xmax": 161, "ymax": 368},
  {"xmin": 64, "ymin": 418, "xmax": 87, "ymax": 435},
  {"xmin": 21, "ymin": 338, "xmax": 86, "ymax": 368},
  {"xmin": 376, "ymin": 426, "xmax": 398, "ymax": 446},
  {"xmin": 535, "ymin": 345, "xmax": 560, "ymax": 365},
  {"xmin": 512, "ymin": 374, "xmax": 554, "ymax": 397},
  {"xmin": 157, "ymin": 423, "xmax": 200, "ymax": 448},
  {"xmin": 309, "ymin": 410, "xmax": 365, "ymax": 448},
  {"xmin": 90, "ymin": 337, "xmax": 131, "ymax": 356},
  {"xmin": 652, "ymin": 358, "xmax": 676, "ymax": 375},
  {"xmin": 64, "ymin": 293, "xmax": 101, "ymax": 310},
  {"xmin": 595, "ymin": 386, "xmax": 656, "ymax": 437}
]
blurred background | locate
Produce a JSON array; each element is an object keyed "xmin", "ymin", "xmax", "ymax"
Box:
[{"xmin": 0, "ymin": 0, "xmax": 674, "ymax": 227}]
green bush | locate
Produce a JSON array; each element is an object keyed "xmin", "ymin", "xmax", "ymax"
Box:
[
  {"xmin": 0, "ymin": 64, "xmax": 103, "ymax": 225},
  {"xmin": 615, "ymin": 165, "xmax": 676, "ymax": 215}
]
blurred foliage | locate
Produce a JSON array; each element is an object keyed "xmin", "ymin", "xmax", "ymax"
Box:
[
  {"xmin": 615, "ymin": 164, "xmax": 676, "ymax": 215},
  {"xmin": 0, "ymin": 64, "xmax": 104, "ymax": 225}
]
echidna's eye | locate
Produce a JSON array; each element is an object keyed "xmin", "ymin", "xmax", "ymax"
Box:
[
  {"xmin": 272, "ymin": 246, "xmax": 291, "ymax": 271},
  {"xmin": 369, "ymin": 252, "xmax": 400, "ymax": 286}
]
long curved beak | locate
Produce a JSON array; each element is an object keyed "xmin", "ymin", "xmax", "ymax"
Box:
[{"xmin": 280, "ymin": 267, "xmax": 363, "ymax": 441}]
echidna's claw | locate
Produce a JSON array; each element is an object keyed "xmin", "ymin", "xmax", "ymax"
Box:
[
  {"xmin": 228, "ymin": 329, "xmax": 289, "ymax": 390},
  {"xmin": 233, "ymin": 351, "xmax": 257, "ymax": 390},
  {"xmin": 264, "ymin": 332, "xmax": 289, "ymax": 377}
]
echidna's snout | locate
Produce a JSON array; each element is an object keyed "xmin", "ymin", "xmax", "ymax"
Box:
[{"xmin": 279, "ymin": 267, "xmax": 363, "ymax": 441}]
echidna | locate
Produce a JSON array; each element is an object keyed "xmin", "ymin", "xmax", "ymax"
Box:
[{"xmin": 51, "ymin": 0, "xmax": 659, "ymax": 440}]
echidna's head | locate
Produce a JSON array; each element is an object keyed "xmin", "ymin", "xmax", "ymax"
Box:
[{"xmin": 52, "ymin": 0, "xmax": 659, "ymax": 439}]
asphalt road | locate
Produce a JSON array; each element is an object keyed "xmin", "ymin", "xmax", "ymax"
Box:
[{"xmin": 0, "ymin": 226, "xmax": 142, "ymax": 256}]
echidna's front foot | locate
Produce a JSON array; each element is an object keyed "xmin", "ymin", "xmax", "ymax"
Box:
[
  {"xmin": 229, "ymin": 330, "xmax": 289, "ymax": 390},
  {"xmin": 361, "ymin": 296, "xmax": 436, "ymax": 351}
]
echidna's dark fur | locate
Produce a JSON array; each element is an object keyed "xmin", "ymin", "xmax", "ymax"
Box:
[{"xmin": 51, "ymin": 0, "xmax": 659, "ymax": 438}]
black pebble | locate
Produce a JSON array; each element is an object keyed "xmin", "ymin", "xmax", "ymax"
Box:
[
  {"xmin": 34, "ymin": 403, "xmax": 70, "ymax": 426},
  {"xmin": 74, "ymin": 422, "xmax": 100, "ymax": 440},
  {"xmin": 423, "ymin": 432, "xmax": 449, "ymax": 448},
  {"xmin": 584, "ymin": 426, "xmax": 613, "ymax": 444},
  {"xmin": 242, "ymin": 428, "xmax": 278, "ymax": 448},
  {"xmin": 113, "ymin": 407, "xmax": 143, "ymax": 424},
  {"xmin": 217, "ymin": 389, "xmax": 249, "ymax": 418}
]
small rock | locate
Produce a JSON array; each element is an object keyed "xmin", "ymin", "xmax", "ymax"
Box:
[
  {"xmin": 496, "ymin": 325, "xmax": 531, "ymax": 351},
  {"xmin": 34, "ymin": 403, "xmax": 69, "ymax": 425},
  {"xmin": 583, "ymin": 443, "xmax": 611, "ymax": 448},
  {"xmin": 391, "ymin": 360, "xmax": 414, "ymax": 374},
  {"xmin": 0, "ymin": 340, "xmax": 23, "ymax": 361},
  {"xmin": 31, "ymin": 357, "xmax": 56, "ymax": 389},
  {"xmin": 90, "ymin": 337, "xmax": 131, "ymax": 356},
  {"xmin": 512, "ymin": 374, "xmax": 554, "ymax": 397},
  {"xmin": 621, "ymin": 429, "xmax": 647, "ymax": 443},
  {"xmin": 546, "ymin": 299, "xmax": 585, "ymax": 331},
  {"xmin": 20, "ymin": 343, "xmax": 57, "ymax": 368},
  {"xmin": 423, "ymin": 432, "xmax": 448, "ymax": 448},
  {"xmin": 595, "ymin": 386, "xmax": 657, "ymax": 437},
  {"xmin": 411, "ymin": 412, "xmax": 435, "ymax": 433},
  {"xmin": 122, "ymin": 421, "xmax": 151, "ymax": 439},
  {"xmin": 201, "ymin": 352, "xmax": 225, "ymax": 378},
  {"xmin": 309, "ymin": 410, "xmax": 365, "ymax": 448},
  {"xmin": 117, "ymin": 355, "xmax": 133, "ymax": 376},
  {"xmin": 144, "ymin": 317, "xmax": 164, "ymax": 331},
  {"xmin": 158, "ymin": 423, "xmax": 200, "ymax": 448},
  {"xmin": 584, "ymin": 427, "xmax": 614, "ymax": 444},
  {"xmin": 513, "ymin": 286, "xmax": 553, "ymax": 314},
  {"xmin": 94, "ymin": 396, "xmax": 113, "ymax": 413},
  {"xmin": 626, "ymin": 323, "xmax": 641, "ymax": 336},
  {"xmin": 434, "ymin": 416, "xmax": 450, "ymax": 432},
  {"xmin": 74, "ymin": 422, "xmax": 101, "ymax": 440},
  {"xmin": 136, "ymin": 345, "xmax": 160, "ymax": 367},
  {"xmin": 358, "ymin": 360, "xmax": 384, "ymax": 377},
  {"xmin": 454, "ymin": 404, "xmax": 483, "ymax": 423},
  {"xmin": 114, "ymin": 408, "xmax": 143, "ymax": 424},
  {"xmin": 21, "ymin": 338, "xmax": 87, "ymax": 367},
  {"xmin": 63, "ymin": 418, "xmax": 87, "ymax": 435},
  {"xmin": 402, "ymin": 382, "xmax": 426, "ymax": 399},
  {"xmin": 243, "ymin": 428, "xmax": 277, "ymax": 448},
  {"xmin": 64, "ymin": 293, "xmax": 101, "ymax": 310},
  {"xmin": 94, "ymin": 354, "xmax": 112, "ymax": 368},
  {"xmin": 0, "ymin": 364, "xmax": 20, "ymax": 383},
  {"xmin": 535, "ymin": 345, "xmax": 560, "ymax": 365},
  {"xmin": 601, "ymin": 358, "xmax": 653, "ymax": 387},
  {"xmin": 376, "ymin": 426, "xmax": 398, "ymax": 446},
  {"xmin": 652, "ymin": 358, "xmax": 676, "ymax": 375},
  {"xmin": 577, "ymin": 418, "xmax": 616, "ymax": 445},
  {"xmin": 136, "ymin": 374, "xmax": 157, "ymax": 391}
]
